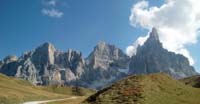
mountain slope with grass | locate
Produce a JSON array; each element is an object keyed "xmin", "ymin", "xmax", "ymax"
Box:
[
  {"xmin": 83, "ymin": 73, "xmax": 200, "ymax": 104},
  {"xmin": 0, "ymin": 74, "xmax": 95, "ymax": 104},
  {"xmin": 180, "ymin": 75, "xmax": 200, "ymax": 88},
  {"xmin": 0, "ymin": 74, "xmax": 65, "ymax": 104}
]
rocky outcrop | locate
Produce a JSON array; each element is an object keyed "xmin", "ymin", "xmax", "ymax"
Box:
[
  {"xmin": 54, "ymin": 49, "xmax": 86, "ymax": 78},
  {"xmin": 87, "ymin": 41, "xmax": 129, "ymax": 70},
  {"xmin": 0, "ymin": 43, "xmax": 86, "ymax": 86},
  {"xmin": 129, "ymin": 28, "xmax": 197, "ymax": 78},
  {"xmin": 82, "ymin": 42, "xmax": 130, "ymax": 89}
]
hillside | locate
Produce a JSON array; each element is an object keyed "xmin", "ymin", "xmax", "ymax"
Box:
[
  {"xmin": 0, "ymin": 74, "xmax": 95, "ymax": 104},
  {"xmin": 83, "ymin": 73, "xmax": 200, "ymax": 104},
  {"xmin": 41, "ymin": 85, "xmax": 96, "ymax": 97},
  {"xmin": 180, "ymin": 75, "xmax": 200, "ymax": 88}
]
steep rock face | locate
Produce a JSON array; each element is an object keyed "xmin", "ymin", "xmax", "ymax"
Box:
[
  {"xmin": 0, "ymin": 43, "xmax": 86, "ymax": 85},
  {"xmin": 30, "ymin": 43, "xmax": 57, "ymax": 84},
  {"xmin": 54, "ymin": 49, "xmax": 86, "ymax": 78},
  {"xmin": 31, "ymin": 42, "xmax": 55, "ymax": 65},
  {"xmin": 87, "ymin": 41, "xmax": 129, "ymax": 70},
  {"xmin": 129, "ymin": 28, "xmax": 197, "ymax": 78},
  {"xmin": 83, "ymin": 42, "xmax": 130, "ymax": 89}
]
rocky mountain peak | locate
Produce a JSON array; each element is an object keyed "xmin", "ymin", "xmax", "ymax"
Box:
[
  {"xmin": 32, "ymin": 42, "xmax": 56, "ymax": 65},
  {"xmin": 129, "ymin": 28, "xmax": 197, "ymax": 78},
  {"xmin": 95, "ymin": 41, "xmax": 107, "ymax": 51},
  {"xmin": 94, "ymin": 41, "xmax": 120, "ymax": 54},
  {"xmin": 150, "ymin": 27, "xmax": 159, "ymax": 40},
  {"xmin": 146, "ymin": 27, "xmax": 160, "ymax": 43},
  {"xmin": 67, "ymin": 49, "xmax": 84, "ymax": 64},
  {"xmin": 97, "ymin": 41, "xmax": 106, "ymax": 46},
  {"xmin": 87, "ymin": 42, "xmax": 129, "ymax": 70},
  {"xmin": 139, "ymin": 27, "xmax": 163, "ymax": 51},
  {"xmin": 67, "ymin": 49, "xmax": 81, "ymax": 57},
  {"xmin": 3, "ymin": 55, "xmax": 18, "ymax": 63},
  {"xmin": 39, "ymin": 42, "xmax": 56, "ymax": 52}
]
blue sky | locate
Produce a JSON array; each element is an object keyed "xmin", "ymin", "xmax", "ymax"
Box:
[{"xmin": 0, "ymin": 0, "xmax": 199, "ymax": 71}]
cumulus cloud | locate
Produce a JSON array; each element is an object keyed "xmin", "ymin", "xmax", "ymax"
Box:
[
  {"xmin": 42, "ymin": 8, "xmax": 63, "ymax": 18},
  {"xmin": 41, "ymin": 0, "xmax": 64, "ymax": 18},
  {"xmin": 126, "ymin": 0, "xmax": 200, "ymax": 65},
  {"xmin": 126, "ymin": 35, "xmax": 149, "ymax": 57}
]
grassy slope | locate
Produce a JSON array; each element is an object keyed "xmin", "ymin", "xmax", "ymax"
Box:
[
  {"xmin": 41, "ymin": 86, "xmax": 95, "ymax": 97},
  {"xmin": 0, "ymin": 74, "xmax": 95, "ymax": 104},
  {"xmin": 83, "ymin": 73, "xmax": 200, "ymax": 104},
  {"xmin": 180, "ymin": 75, "xmax": 200, "ymax": 88},
  {"xmin": 42, "ymin": 86, "xmax": 96, "ymax": 104},
  {"xmin": 0, "ymin": 74, "xmax": 67, "ymax": 104}
]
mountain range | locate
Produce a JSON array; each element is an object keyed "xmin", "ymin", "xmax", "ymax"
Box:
[{"xmin": 0, "ymin": 28, "xmax": 198, "ymax": 89}]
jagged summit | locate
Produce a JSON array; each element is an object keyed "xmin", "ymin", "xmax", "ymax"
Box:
[
  {"xmin": 137, "ymin": 28, "xmax": 163, "ymax": 53},
  {"xmin": 37, "ymin": 42, "xmax": 56, "ymax": 52},
  {"xmin": 35, "ymin": 42, "xmax": 56, "ymax": 58},
  {"xmin": 95, "ymin": 41, "xmax": 115, "ymax": 52},
  {"xmin": 144, "ymin": 27, "xmax": 162, "ymax": 46},
  {"xmin": 87, "ymin": 41, "xmax": 129, "ymax": 70},
  {"xmin": 83, "ymin": 42, "xmax": 130, "ymax": 89},
  {"xmin": 97, "ymin": 41, "xmax": 106, "ymax": 47},
  {"xmin": 150, "ymin": 27, "xmax": 159, "ymax": 41},
  {"xmin": 66, "ymin": 49, "xmax": 82, "ymax": 56},
  {"xmin": 32, "ymin": 42, "xmax": 56, "ymax": 65},
  {"xmin": 129, "ymin": 28, "xmax": 197, "ymax": 78},
  {"xmin": 41, "ymin": 42, "xmax": 53, "ymax": 46}
]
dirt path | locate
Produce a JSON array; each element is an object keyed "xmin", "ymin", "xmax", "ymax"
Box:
[{"xmin": 23, "ymin": 96, "xmax": 77, "ymax": 104}]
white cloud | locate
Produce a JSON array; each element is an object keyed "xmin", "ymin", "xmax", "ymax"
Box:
[
  {"xmin": 41, "ymin": 0, "xmax": 64, "ymax": 18},
  {"xmin": 42, "ymin": 8, "xmax": 63, "ymax": 18},
  {"xmin": 126, "ymin": 35, "xmax": 149, "ymax": 57},
  {"xmin": 127, "ymin": 0, "xmax": 200, "ymax": 65}
]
